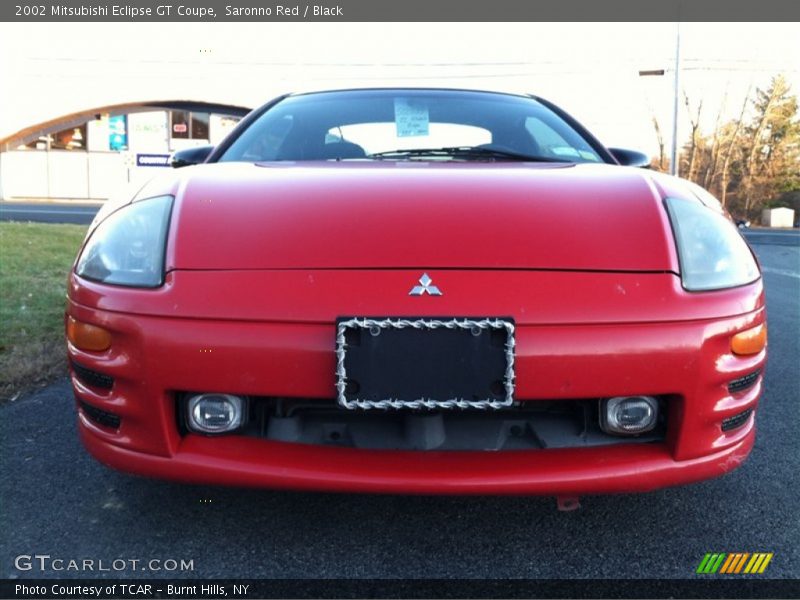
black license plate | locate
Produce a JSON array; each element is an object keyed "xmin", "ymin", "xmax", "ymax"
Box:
[{"xmin": 335, "ymin": 318, "xmax": 515, "ymax": 409}]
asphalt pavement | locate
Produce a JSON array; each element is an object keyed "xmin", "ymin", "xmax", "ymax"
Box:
[
  {"xmin": 0, "ymin": 235, "xmax": 798, "ymax": 581},
  {"xmin": 0, "ymin": 202, "xmax": 100, "ymax": 225}
]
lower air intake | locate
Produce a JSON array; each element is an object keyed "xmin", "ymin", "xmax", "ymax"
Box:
[
  {"xmin": 79, "ymin": 400, "xmax": 121, "ymax": 430},
  {"xmin": 721, "ymin": 408, "xmax": 753, "ymax": 432},
  {"xmin": 727, "ymin": 369, "xmax": 761, "ymax": 394},
  {"xmin": 71, "ymin": 360, "xmax": 114, "ymax": 390}
]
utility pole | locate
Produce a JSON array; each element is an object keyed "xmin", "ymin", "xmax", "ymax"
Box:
[
  {"xmin": 670, "ymin": 22, "xmax": 681, "ymax": 177},
  {"xmin": 638, "ymin": 24, "xmax": 682, "ymax": 176}
]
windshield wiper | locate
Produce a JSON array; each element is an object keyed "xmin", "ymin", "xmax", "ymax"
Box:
[{"xmin": 369, "ymin": 146, "xmax": 566, "ymax": 162}]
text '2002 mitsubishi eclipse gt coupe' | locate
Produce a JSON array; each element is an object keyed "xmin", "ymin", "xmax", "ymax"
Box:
[{"xmin": 66, "ymin": 88, "xmax": 766, "ymax": 502}]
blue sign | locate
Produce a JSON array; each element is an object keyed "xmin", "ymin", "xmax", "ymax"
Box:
[
  {"xmin": 136, "ymin": 153, "xmax": 171, "ymax": 167},
  {"xmin": 109, "ymin": 115, "xmax": 128, "ymax": 151}
]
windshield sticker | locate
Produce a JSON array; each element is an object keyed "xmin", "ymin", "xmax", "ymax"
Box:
[{"xmin": 394, "ymin": 98, "xmax": 429, "ymax": 138}]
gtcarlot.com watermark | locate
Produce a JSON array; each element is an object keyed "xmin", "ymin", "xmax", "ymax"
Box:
[{"xmin": 14, "ymin": 554, "xmax": 194, "ymax": 573}]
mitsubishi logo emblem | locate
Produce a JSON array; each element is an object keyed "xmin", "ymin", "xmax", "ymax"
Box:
[{"xmin": 409, "ymin": 273, "xmax": 442, "ymax": 296}]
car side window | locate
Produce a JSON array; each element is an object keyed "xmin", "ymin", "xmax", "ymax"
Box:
[
  {"xmin": 239, "ymin": 115, "xmax": 294, "ymax": 161},
  {"xmin": 525, "ymin": 116, "xmax": 601, "ymax": 162}
]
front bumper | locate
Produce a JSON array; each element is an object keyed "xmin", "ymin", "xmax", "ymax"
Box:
[
  {"xmin": 67, "ymin": 269, "xmax": 766, "ymax": 495},
  {"xmin": 79, "ymin": 420, "xmax": 754, "ymax": 495}
]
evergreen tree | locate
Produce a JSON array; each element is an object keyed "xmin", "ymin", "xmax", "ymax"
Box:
[
  {"xmin": 675, "ymin": 74, "xmax": 799, "ymax": 219},
  {"xmin": 739, "ymin": 75, "xmax": 800, "ymax": 217}
]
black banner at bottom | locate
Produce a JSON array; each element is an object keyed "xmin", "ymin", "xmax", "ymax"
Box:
[{"xmin": 2, "ymin": 579, "xmax": 800, "ymax": 599}]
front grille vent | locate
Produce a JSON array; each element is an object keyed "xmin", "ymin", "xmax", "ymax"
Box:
[
  {"xmin": 721, "ymin": 408, "xmax": 753, "ymax": 432},
  {"xmin": 71, "ymin": 360, "xmax": 114, "ymax": 390},
  {"xmin": 79, "ymin": 400, "xmax": 121, "ymax": 430},
  {"xmin": 727, "ymin": 369, "xmax": 761, "ymax": 394}
]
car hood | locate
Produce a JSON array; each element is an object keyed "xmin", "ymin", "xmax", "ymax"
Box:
[{"xmin": 161, "ymin": 161, "xmax": 678, "ymax": 272}]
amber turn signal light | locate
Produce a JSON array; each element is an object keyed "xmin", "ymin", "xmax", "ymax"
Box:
[
  {"xmin": 66, "ymin": 316, "xmax": 112, "ymax": 352},
  {"xmin": 731, "ymin": 323, "xmax": 767, "ymax": 356}
]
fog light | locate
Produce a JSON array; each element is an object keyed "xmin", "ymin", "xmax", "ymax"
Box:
[
  {"xmin": 600, "ymin": 396, "xmax": 658, "ymax": 435},
  {"xmin": 186, "ymin": 394, "xmax": 246, "ymax": 434}
]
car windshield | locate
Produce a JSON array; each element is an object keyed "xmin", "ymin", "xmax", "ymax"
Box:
[{"xmin": 217, "ymin": 90, "xmax": 606, "ymax": 164}]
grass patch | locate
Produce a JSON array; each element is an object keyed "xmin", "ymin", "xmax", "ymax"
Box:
[{"xmin": 0, "ymin": 222, "xmax": 88, "ymax": 401}]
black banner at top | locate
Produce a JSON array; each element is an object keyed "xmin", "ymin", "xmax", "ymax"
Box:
[{"xmin": 3, "ymin": 0, "xmax": 800, "ymax": 22}]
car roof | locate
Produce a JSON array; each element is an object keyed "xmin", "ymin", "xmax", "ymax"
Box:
[{"xmin": 286, "ymin": 87, "xmax": 538, "ymax": 101}]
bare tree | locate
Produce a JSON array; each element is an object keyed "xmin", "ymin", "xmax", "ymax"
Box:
[
  {"xmin": 651, "ymin": 115, "xmax": 667, "ymax": 171},
  {"xmin": 683, "ymin": 92, "xmax": 703, "ymax": 181},
  {"xmin": 740, "ymin": 75, "xmax": 799, "ymax": 215},
  {"xmin": 702, "ymin": 91, "xmax": 728, "ymax": 191},
  {"xmin": 675, "ymin": 74, "xmax": 798, "ymax": 218},
  {"xmin": 718, "ymin": 88, "xmax": 751, "ymax": 209}
]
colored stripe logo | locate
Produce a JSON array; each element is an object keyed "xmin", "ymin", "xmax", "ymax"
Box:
[{"xmin": 697, "ymin": 553, "xmax": 773, "ymax": 574}]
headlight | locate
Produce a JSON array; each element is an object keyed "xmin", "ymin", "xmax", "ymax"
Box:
[
  {"xmin": 76, "ymin": 195, "xmax": 173, "ymax": 287},
  {"xmin": 665, "ymin": 197, "xmax": 760, "ymax": 291}
]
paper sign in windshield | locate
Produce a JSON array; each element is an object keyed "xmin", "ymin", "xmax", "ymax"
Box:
[{"xmin": 394, "ymin": 99, "xmax": 429, "ymax": 138}]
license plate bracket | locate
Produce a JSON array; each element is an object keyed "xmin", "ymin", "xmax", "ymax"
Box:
[{"xmin": 335, "ymin": 317, "xmax": 515, "ymax": 410}]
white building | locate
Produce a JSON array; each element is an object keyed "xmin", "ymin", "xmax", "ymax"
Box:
[
  {"xmin": 0, "ymin": 104, "xmax": 245, "ymax": 201},
  {"xmin": 761, "ymin": 207, "xmax": 796, "ymax": 228}
]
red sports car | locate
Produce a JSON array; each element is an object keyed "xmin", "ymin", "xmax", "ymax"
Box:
[{"xmin": 66, "ymin": 89, "xmax": 766, "ymax": 503}]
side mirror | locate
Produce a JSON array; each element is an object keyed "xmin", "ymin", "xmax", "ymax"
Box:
[
  {"xmin": 170, "ymin": 145, "xmax": 214, "ymax": 168},
  {"xmin": 608, "ymin": 147, "xmax": 651, "ymax": 169}
]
